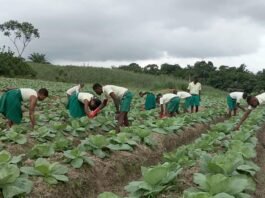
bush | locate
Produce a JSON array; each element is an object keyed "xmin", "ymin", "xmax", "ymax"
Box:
[{"xmin": 0, "ymin": 48, "xmax": 36, "ymax": 77}]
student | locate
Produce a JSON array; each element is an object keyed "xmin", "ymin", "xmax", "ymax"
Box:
[
  {"xmin": 156, "ymin": 93, "xmax": 180, "ymax": 117},
  {"xmin": 139, "ymin": 91, "xmax": 156, "ymax": 110},
  {"xmin": 0, "ymin": 88, "xmax": 48, "ymax": 128},
  {"xmin": 66, "ymin": 83, "xmax": 84, "ymax": 97},
  {"xmin": 173, "ymin": 90, "xmax": 192, "ymax": 113},
  {"xmin": 234, "ymin": 93, "xmax": 265, "ymax": 130},
  {"xmin": 187, "ymin": 77, "xmax": 202, "ymax": 113},
  {"xmin": 92, "ymin": 83, "xmax": 133, "ymax": 132},
  {"xmin": 67, "ymin": 91, "xmax": 102, "ymax": 118},
  {"xmin": 227, "ymin": 92, "xmax": 248, "ymax": 117}
]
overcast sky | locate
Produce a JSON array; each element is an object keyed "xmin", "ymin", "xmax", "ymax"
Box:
[{"xmin": 1, "ymin": 0, "xmax": 265, "ymax": 72}]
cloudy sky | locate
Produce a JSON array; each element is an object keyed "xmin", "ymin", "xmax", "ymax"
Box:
[{"xmin": 1, "ymin": 0, "xmax": 265, "ymax": 72}]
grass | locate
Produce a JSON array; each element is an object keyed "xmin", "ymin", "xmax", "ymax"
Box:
[{"xmin": 28, "ymin": 62, "xmax": 221, "ymax": 93}]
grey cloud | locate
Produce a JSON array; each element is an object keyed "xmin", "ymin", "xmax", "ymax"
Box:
[{"xmin": 1, "ymin": 0, "xmax": 265, "ymax": 62}]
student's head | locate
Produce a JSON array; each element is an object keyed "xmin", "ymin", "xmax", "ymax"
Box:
[
  {"xmin": 89, "ymin": 98, "xmax": 102, "ymax": 110},
  {"xmin": 193, "ymin": 77, "xmax": 199, "ymax": 84},
  {"xmin": 243, "ymin": 92, "xmax": 248, "ymax": 99},
  {"xmin": 37, "ymin": 88, "xmax": 48, "ymax": 101},
  {"xmin": 92, "ymin": 83, "xmax": 103, "ymax": 95},
  {"xmin": 172, "ymin": 89, "xmax": 177, "ymax": 94},
  {"xmin": 139, "ymin": 91, "xmax": 144, "ymax": 97},
  {"xmin": 246, "ymin": 96, "xmax": 259, "ymax": 108},
  {"xmin": 79, "ymin": 83, "xmax": 85, "ymax": 88},
  {"xmin": 156, "ymin": 93, "xmax": 162, "ymax": 103}
]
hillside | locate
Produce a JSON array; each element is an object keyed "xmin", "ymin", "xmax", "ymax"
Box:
[{"xmin": 28, "ymin": 62, "xmax": 222, "ymax": 95}]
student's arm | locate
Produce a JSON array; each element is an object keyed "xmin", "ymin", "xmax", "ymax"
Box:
[
  {"xmin": 234, "ymin": 109, "xmax": 252, "ymax": 130},
  {"xmin": 237, "ymin": 103, "xmax": 245, "ymax": 112},
  {"xmin": 141, "ymin": 92, "xmax": 148, "ymax": 97},
  {"xmin": 98, "ymin": 99, "xmax": 108, "ymax": 110},
  {"xmin": 160, "ymin": 104, "xmax": 164, "ymax": 116},
  {"xmin": 83, "ymin": 100, "xmax": 91, "ymax": 115},
  {"xmin": 109, "ymin": 92, "xmax": 120, "ymax": 113},
  {"xmin": 29, "ymin": 96, "xmax": 37, "ymax": 129}
]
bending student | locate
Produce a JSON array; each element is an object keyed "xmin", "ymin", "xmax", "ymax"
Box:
[{"xmin": 0, "ymin": 88, "xmax": 48, "ymax": 128}]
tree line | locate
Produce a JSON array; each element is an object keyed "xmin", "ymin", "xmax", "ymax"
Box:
[{"xmin": 118, "ymin": 61, "xmax": 265, "ymax": 93}]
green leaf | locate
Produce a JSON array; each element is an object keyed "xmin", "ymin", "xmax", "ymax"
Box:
[
  {"xmin": 20, "ymin": 167, "xmax": 41, "ymax": 176},
  {"xmin": 93, "ymin": 149, "xmax": 107, "ymax": 158},
  {"xmin": 44, "ymin": 176, "xmax": 58, "ymax": 185},
  {"xmin": 143, "ymin": 165, "xmax": 168, "ymax": 186},
  {"xmin": 71, "ymin": 158, "xmax": 83, "ymax": 168},
  {"xmin": 0, "ymin": 164, "xmax": 20, "ymax": 185},
  {"xmin": 97, "ymin": 192, "xmax": 121, "ymax": 198},
  {"xmin": 2, "ymin": 177, "xmax": 33, "ymax": 198},
  {"xmin": 52, "ymin": 174, "xmax": 69, "ymax": 182},
  {"xmin": 50, "ymin": 163, "xmax": 68, "ymax": 175},
  {"xmin": 83, "ymin": 156, "xmax": 94, "ymax": 166},
  {"xmin": 0, "ymin": 150, "xmax": 11, "ymax": 164},
  {"xmin": 10, "ymin": 154, "xmax": 24, "ymax": 164},
  {"xmin": 213, "ymin": 193, "xmax": 234, "ymax": 198}
]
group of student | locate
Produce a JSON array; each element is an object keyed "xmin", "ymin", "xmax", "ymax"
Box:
[
  {"xmin": 0, "ymin": 78, "xmax": 202, "ymax": 132},
  {"xmin": 1, "ymin": 77, "xmax": 263, "ymax": 132}
]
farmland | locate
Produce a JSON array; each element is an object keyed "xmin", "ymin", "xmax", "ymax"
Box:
[{"xmin": 0, "ymin": 76, "xmax": 264, "ymax": 198}]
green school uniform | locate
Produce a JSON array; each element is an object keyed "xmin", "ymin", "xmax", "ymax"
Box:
[
  {"xmin": 145, "ymin": 92, "xmax": 156, "ymax": 110},
  {"xmin": 166, "ymin": 97, "xmax": 180, "ymax": 113},
  {"xmin": 67, "ymin": 92, "xmax": 86, "ymax": 118},
  {"xmin": 184, "ymin": 97, "xmax": 192, "ymax": 110},
  {"xmin": 0, "ymin": 89, "xmax": 23, "ymax": 124},
  {"xmin": 191, "ymin": 94, "xmax": 200, "ymax": 106},
  {"xmin": 227, "ymin": 95, "xmax": 237, "ymax": 110},
  {"xmin": 120, "ymin": 91, "xmax": 133, "ymax": 112}
]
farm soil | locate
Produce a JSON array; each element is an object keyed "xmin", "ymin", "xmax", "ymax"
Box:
[
  {"xmin": 253, "ymin": 126, "xmax": 265, "ymax": 198},
  {"xmin": 25, "ymin": 116, "xmax": 227, "ymax": 198}
]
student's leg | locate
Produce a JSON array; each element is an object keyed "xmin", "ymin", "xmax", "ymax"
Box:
[
  {"xmin": 191, "ymin": 105, "xmax": 194, "ymax": 113},
  {"xmin": 195, "ymin": 106, "xmax": 199, "ymax": 112},
  {"xmin": 7, "ymin": 120, "xmax": 13, "ymax": 128},
  {"xmin": 233, "ymin": 108, "xmax": 237, "ymax": 116},
  {"xmin": 124, "ymin": 112, "xmax": 129, "ymax": 126},
  {"xmin": 116, "ymin": 112, "xmax": 126, "ymax": 132}
]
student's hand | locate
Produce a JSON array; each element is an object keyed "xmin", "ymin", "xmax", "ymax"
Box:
[
  {"xmin": 159, "ymin": 113, "xmax": 166, "ymax": 119},
  {"xmin": 103, "ymin": 99, "xmax": 108, "ymax": 106},
  {"xmin": 88, "ymin": 108, "xmax": 101, "ymax": 118}
]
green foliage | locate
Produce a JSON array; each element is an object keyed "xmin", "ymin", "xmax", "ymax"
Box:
[
  {"xmin": 21, "ymin": 158, "xmax": 68, "ymax": 185},
  {"xmin": 28, "ymin": 52, "xmax": 50, "ymax": 64},
  {"xmin": 81, "ymin": 135, "xmax": 110, "ymax": 158},
  {"xmin": 0, "ymin": 130, "xmax": 27, "ymax": 144},
  {"xmin": 29, "ymin": 143, "xmax": 55, "ymax": 158},
  {"xmin": 125, "ymin": 163, "xmax": 182, "ymax": 197},
  {"xmin": 0, "ymin": 150, "xmax": 32, "ymax": 198},
  {"xmin": 0, "ymin": 47, "xmax": 36, "ymax": 77},
  {"xmin": 0, "ymin": 164, "xmax": 33, "ymax": 198},
  {"xmin": 64, "ymin": 147, "xmax": 94, "ymax": 168},
  {"xmin": 0, "ymin": 150, "xmax": 24, "ymax": 165},
  {"xmin": 184, "ymin": 173, "xmax": 255, "ymax": 197},
  {"xmin": 97, "ymin": 192, "xmax": 121, "ymax": 198}
]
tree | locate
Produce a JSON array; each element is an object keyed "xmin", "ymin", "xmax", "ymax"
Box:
[
  {"xmin": 0, "ymin": 47, "xmax": 36, "ymax": 77},
  {"xmin": 28, "ymin": 53, "xmax": 50, "ymax": 64},
  {"xmin": 118, "ymin": 63, "xmax": 142, "ymax": 73},
  {"xmin": 0, "ymin": 20, "xmax": 40, "ymax": 57},
  {"xmin": 144, "ymin": 64, "xmax": 159, "ymax": 75}
]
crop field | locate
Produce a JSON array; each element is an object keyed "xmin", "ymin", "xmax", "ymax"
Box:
[{"xmin": 0, "ymin": 77, "xmax": 264, "ymax": 198}]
